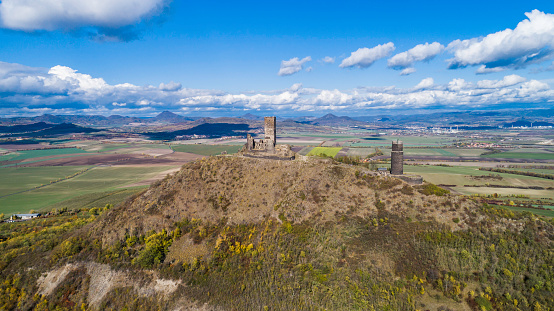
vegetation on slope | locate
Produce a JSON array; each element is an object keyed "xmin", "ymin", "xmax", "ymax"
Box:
[{"xmin": 0, "ymin": 156, "xmax": 553, "ymax": 310}]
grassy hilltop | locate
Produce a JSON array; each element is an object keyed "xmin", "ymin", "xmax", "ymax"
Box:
[{"xmin": 0, "ymin": 156, "xmax": 553, "ymax": 310}]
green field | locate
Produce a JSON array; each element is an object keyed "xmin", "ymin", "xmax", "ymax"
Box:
[
  {"xmin": 481, "ymin": 150, "xmax": 554, "ymax": 160},
  {"xmin": 493, "ymin": 205, "xmax": 554, "ymax": 218},
  {"xmin": 0, "ymin": 166, "xmax": 174, "ymax": 215},
  {"xmin": 296, "ymin": 147, "xmax": 314, "ymax": 156},
  {"xmin": 0, "ymin": 166, "xmax": 91, "ymax": 197},
  {"xmin": 404, "ymin": 165, "xmax": 554, "ymax": 199},
  {"xmin": 171, "ymin": 144, "xmax": 242, "ymax": 156},
  {"xmin": 400, "ymin": 160, "xmax": 554, "ymax": 202},
  {"xmin": 306, "ymin": 147, "xmax": 343, "ymax": 157},
  {"xmin": 6, "ymin": 148, "xmax": 88, "ymax": 161},
  {"xmin": 402, "ymin": 148, "xmax": 485, "ymax": 157},
  {"xmin": 44, "ymin": 187, "xmax": 146, "ymax": 211},
  {"xmin": 0, "ymin": 153, "xmax": 97, "ymax": 168}
]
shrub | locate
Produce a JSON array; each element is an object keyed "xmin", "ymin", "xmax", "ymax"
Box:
[
  {"xmin": 132, "ymin": 230, "xmax": 173, "ymax": 268},
  {"xmin": 419, "ymin": 183, "xmax": 450, "ymax": 196}
]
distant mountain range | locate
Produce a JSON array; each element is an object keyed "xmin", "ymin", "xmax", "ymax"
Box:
[
  {"xmin": 0, "ymin": 111, "xmax": 199, "ymax": 126},
  {"xmin": 0, "ymin": 122, "xmax": 101, "ymax": 138},
  {"xmin": 1, "ymin": 108, "xmax": 553, "ymax": 128}
]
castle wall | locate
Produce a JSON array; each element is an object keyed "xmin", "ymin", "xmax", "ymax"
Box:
[
  {"xmin": 391, "ymin": 141, "xmax": 403, "ymax": 175},
  {"xmin": 246, "ymin": 134, "xmax": 254, "ymax": 151},
  {"xmin": 264, "ymin": 117, "xmax": 276, "ymax": 147}
]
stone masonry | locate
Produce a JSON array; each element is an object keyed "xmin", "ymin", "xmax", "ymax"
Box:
[{"xmin": 391, "ymin": 140, "xmax": 403, "ymax": 175}]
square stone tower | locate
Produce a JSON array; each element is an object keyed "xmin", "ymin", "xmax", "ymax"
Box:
[{"xmin": 264, "ymin": 116, "xmax": 276, "ymax": 147}]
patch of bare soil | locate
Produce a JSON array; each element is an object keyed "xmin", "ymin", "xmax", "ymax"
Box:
[
  {"xmin": 37, "ymin": 262, "xmax": 182, "ymax": 309},
  {"xmin": 37, "ymin": 263, "xmax": 77, "ymax": 296}
]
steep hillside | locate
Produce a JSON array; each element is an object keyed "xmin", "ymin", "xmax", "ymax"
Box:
[
  {"xmin": 96, "ymin": 156, "xmax": 475, "ymax": 245},
  {"xmin": 1, "ymin": 156, "xmax": 553, "ymax": 311}
]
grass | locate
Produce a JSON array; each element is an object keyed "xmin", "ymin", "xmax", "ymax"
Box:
[
  {"xmin": 404, "ymin": 165, "xmax": 554, "ymax": 199},
  {"xmin": 171, "ymin": 144, "xmax": 243, "ymax": 156},
  {"xmin": 0, "ymin": 166, "xmax": 174, "ymax": 214},
  {"xmin": 0, "ymin": 166, "xmax": 91, "ymax": 197},
  {"xmin": 0, "ymin": 153, "xmax": 94, "ymax": 168},
  {"xmin": 481, "ymin": 151, "xmax": 554, "ymax": 160},
  {"xmin": 44, "ymin": 187, "xmax": 147, "ymax": 210},
  {"xmin": 296, "ymin": 147, "xmax": 314, "ymax": 156},
  {"xmin": 306, "ymin": 147, "xmax": 342, "ymax": 157},
  {"xmin": 402, "ymin": 148, "xmax": 485, "ymax": 157},
  {"xmin": 7, "ymin": 148, "xmax": 88, "ymax": 161},
  {"xmin": 491, "ymin": 204, "xmax": 554, "ymax": 218},
  {"xmin": 454, "ymin": 186, "xmax": 554, "ymax": 201}
]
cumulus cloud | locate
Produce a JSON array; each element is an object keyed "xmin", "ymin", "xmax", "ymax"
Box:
[
  {"xmin": 388, "ymin": 42, "xmax": 444, "ymax": 73},
  {"xmin": 278, "ymin": 56, "xmax": 312, "ymax": 76},
  {"xmin": 414, "ymin": 78, "xmax": 434, "ymax": 90},
  {"xmin": 476, "ymin": 74, "xmax": 526, "ymax": 89},
  {"xmin": 339, "ymin": 42, "xmax": 395, "ymax": 69},
  {"xmin": 0, "ymin": 0, "xmax": 169, "ymax": 41},
  {"xmin": 159, "ymin": 81, "xmax": 182, "ymax": 92},
  {"xmin": 321, "ymin": 56, "xmax": 335, "ymax": 64},
  {"xmin": 447, "ymin": 10, "xmax": 554, "ymax": 73},
  {"xmin": 400, "ymin": 68, "xmax": 417, "ymax": 76},
  {"xmin": 1, "ymin": 60, "xmax": 554, "ymax": 116}
]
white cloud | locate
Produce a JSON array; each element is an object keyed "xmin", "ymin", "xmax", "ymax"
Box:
[
  {"xmin": 321, "ymin": 56, "xmax": 335, "ymax": 64},
  {"xmin": 400, "ymin": 68, "xmax": 416, "ymax": 76},
  {"xmin": 49, "ymin": 65, "xmax": 109, "ymax": 95},
  {"xmin": 290, "ymin": 83, "xmax": 303, "ymax": 92},
  {"xmin": 339, "ymin": 42, "xmax": 395, "ymax": 69},
  {"xmin": 305, "ymin": 66, "xmax": 313, "ymax": 72},
  {"xmin": 388, "ymin": 42, "xmax": 444, "ymax": 69},
  {"xmin": 159, "ymin": 81, "xmax": 182, "ymax": 92},
  {"xmin": 414, "ymin": 78, "xmax": 434, "ymax": 90},
  {"xmin": 278, "ymin": 56, "xmax": 312, "ymax": 76},
  {"xmin": 447, "ymin": 10, "xmax": 554, "ymax": 72},
  {"xmin": 0, "ymin": 0, "xmax": 169, "ymax": 41},
  {"xmin": 2, "ymin": 61, "xmax": 553, "ymax": 116},
  {"xmin": 476, "ymin": 74, "xmax": 526, "ymax": 89}
]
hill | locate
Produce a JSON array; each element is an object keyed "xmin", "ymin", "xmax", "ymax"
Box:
[
  {"xmin": 0, "ymin": 122, "xmax": 101, "ymax": 138},
  {"xmin": 0, "ymin": 156, "xmax": 553, "ymax": 310},
  {"xmin": 311, "ymin": 113, "xmax": 367, "ymax": 127},
  {"xmin": 153, "ymin": 111, "xmax": 194, "ymax": 123},
  {"xmin": 0, "ymin": 122, "xmax": 53, "ymax": 134}
]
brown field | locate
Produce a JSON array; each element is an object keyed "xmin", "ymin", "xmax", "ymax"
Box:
[
  {"xmin": 14, "ymin": 152, "xmax": 202, "ymax": 167},
  {"xmin": 0, "ymin": 144, "xmax": 52, "ymax": 151}
]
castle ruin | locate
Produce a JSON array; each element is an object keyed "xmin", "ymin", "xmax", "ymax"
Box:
[
  {"xmin": 390, "ymin": 140, "xmax": 403, "ymax": 175},
  {"xmin": 242, "ymin": 117, "xmax": 295, "ymax": 160}
]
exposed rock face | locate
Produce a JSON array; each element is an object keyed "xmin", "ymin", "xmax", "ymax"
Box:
[{"xmin": 37, "ymin": 262, "xmax": 181, "ymax": 309}]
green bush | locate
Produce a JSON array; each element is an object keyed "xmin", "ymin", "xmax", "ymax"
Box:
[
  {"xmin": 419, "ymin": 183, "xmax": 450, "ymax": 196},
  {"xmin": 132, "ymin": 230, "xmax": 173, "ymax": 268}
]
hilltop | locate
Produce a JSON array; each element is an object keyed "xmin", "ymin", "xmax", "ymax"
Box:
[
  {"xmin": 0, "ymin": 156, "xmax": 553, "ymax": 310},
  {"xmin": 95, "ymin": 156, "xmax": 474, "ymax": 245}
]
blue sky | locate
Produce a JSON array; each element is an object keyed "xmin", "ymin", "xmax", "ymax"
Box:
[{"xmin": 1, "ymin": 0, "xmax": 554, "ymax": 117}]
